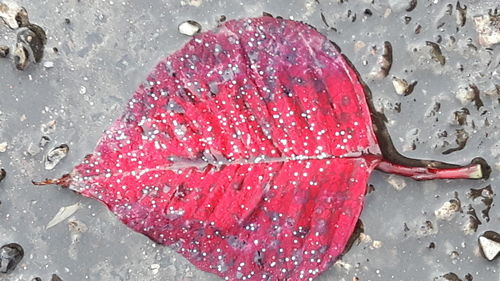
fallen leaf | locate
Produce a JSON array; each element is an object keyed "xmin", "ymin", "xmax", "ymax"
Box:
[{"xmin": 35, "ymin": 17, "xmax": 489, "ymax": 280}]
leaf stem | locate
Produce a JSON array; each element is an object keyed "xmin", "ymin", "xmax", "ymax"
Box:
[{"xmin": 376, "ymin": 158, "xmax": 489, "ymax": 180}]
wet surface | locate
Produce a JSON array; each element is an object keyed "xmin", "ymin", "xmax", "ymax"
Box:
[{"xmin": 0, "ymin": 0, "xmax": 499, "ymax": 280}]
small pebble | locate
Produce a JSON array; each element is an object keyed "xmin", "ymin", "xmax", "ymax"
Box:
[
  {"xmin": 463, "ymin": 212, "xmax": 480, "ymax": 235},
  {"xmin": 473, "ymin": 13, "xmax": 500, "ymax": 47},
  {"xmin": 0, "ymin": 243, "xmax": 24, "ymax": 274},
  {"xmin": 0, "ymin": 46, "xmax": 9, "ymax": 58},
  {"xmin": 435, "ymin": 199, "xmax": 460, "ymax": 221},
  {"xmin": 438, "ymin": 272, "xmax": 463, "ymax": 281},
  {"xmin": 455, "ymin": 87, "xmax": 475, "ymax": 105},
  {"xmin": 217, "ymin": 15, "xmax": 227, "ymax": 24},
  {"xmin": 45, "ymin": 144, "xmax": 69, "ymax": 170},
  {"xmin": 453, "ymin": 108, "xmax": 469, "ymax": 126},
  {"xmin": 0, "ymin": 169, "xmax": 6, "ymax": 182},
  {"xmin": 17, "ymin": 24, "xmax": 47, "ymax": 63},
  {"xmin": 178, "ymin": 20, "xmax": 202, "ymax": 36},
  {"xmin": 425, "ymin": 102, "xmax": 441, "ymax": 118},
  {"xmin": 150, "ymin": 263, "xmax": 160, "ymax": 275},
  {"xmin": 41, "ymin": 120, "xmax": 57, "ymax": 134},
  {"xmin": 392, "ymin": 76, "xmax": 417, "ymax": 96},
  {"xmin": 333, "ymin": 260, "xmax": 353, "ymax": 271},
  {"xmin": 180, "ymin": 0, "xmax": 202, "ymax": 7},
  {"xmin": 387, "ymin": 174, "xmax": 407, "ymax": 190},
  {"xmin": 354, "ymin": 40, "xmax": 366, "ymax": 51},
  {"xmin": 426, "ymin": 41, "xmax": 446, "ymax": 65},
  {"xmin": 358, "ymin": 233, "xmax": 372, "ymax": 243},
  {"xmin": 26, "ymin": 142, "xmax": 41, "ymax": 156},
  {"xmin": 0, "ymin": 142, "xmax": 7, "ymax": 152},
  {"xmin": 43, "ymin": 61, "xmax": 54, "ymax": 68},
  {"xmin": 0, "ymin": 2, "xmax": 27, "ymax": 28},
  {"xmin": 39, "ymin": 135, "xmax": 51, "ymax": 148},
  {"xmin": 372, "ymin": 240, "xmax": 382, "ymax": 248},
  {"xmin": 52, "ymin": 274, "xmax": 63, "ymax": 281},
  {"xmin": 13, "ymin": 42, "xmax": 29, "ymax": 70},
  {"xmin": 479, "ymin": 231, "xmax": 500, "ymax": 261},
  {"xmin": 369, "ymin": 41, "xmax": 393, "ymax": 79},
  {"xmin": 406, "ymin": 0, "xmax": 417, "ymax": 12},
  {"xmin": 79, "ymin": 86, "xmax": 87, "ymax": 95},
  {"xmin": 455, "ymin": 2, "xmax": 466, "ymax": 27}
]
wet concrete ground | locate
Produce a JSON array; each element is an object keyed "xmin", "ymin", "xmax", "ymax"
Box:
[{"xmin": 0, "ymin": 0, "xmax": 499, "ymax": 280}]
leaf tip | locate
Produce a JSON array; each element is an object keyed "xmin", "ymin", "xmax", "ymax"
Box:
[{"xmin": 32, "ymin": 173, "xmax": 73, "ymax": 188}]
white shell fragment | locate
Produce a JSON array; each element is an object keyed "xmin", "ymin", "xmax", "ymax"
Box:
[
  {"xmin": 43, "ymin": 61, "xmax": 54, "ymax": 68},
  {"xmin": 150, "ymin": 264, "xmax": 161, "ymax": 275},
  {"xmin": 180, "ymin": 0, "xmax": 202, "ymax": 7},
  {"xmin": 387, "ymin": 174, "xmax": 407, "ymax": 191},
  {"xmin": 178, "ymin": 20, "xmax": 202, "ymax": 36},
  {"xmin": 479, "ymin": 231, "xmax": 500, "ymax": 261},
  {"xmin": 495, "ymin": 162, "xmax": 500, "ymax": 173},
  {"xmin": 392, "ymin": 76, "xmax": 417, "ymax": 96},
  {"xmin": 455, "ymin": 87, "xmax": 475, "ymax": 105},
  {"xmin": 0, "ymin": 1, "xmax": 28, "ymax": 29},
  {"xmin": 13, "ymin": 42, "xmax": 29, "ymax": 70},
  {"xmin": 0, "ymin": 142, "xmax": 7, "ymax": 152},
  {"xmin": 369, "ymin": 41, "xmax": 392, "ymax": 79},
  {"xmin": 46, "ymin": 203, "xmax": 82, "ymax": 229},
  {"xmin": 41, "ymin": 120, "xmax": 57, "ymax": 134},
  {"xmin": 434, "ymin": 199, "xmax": 460, "ymax": 221},
  {"xmin": 44, "ymin": 144, "xmax": 69, "ymax": 170},
  {"xmin": 372, "ymin": 240, "xmax": 382, "ymax": 249},
  {"xmin": 473, "ymin": 14, "xmax": 500, "ymax": 47}
]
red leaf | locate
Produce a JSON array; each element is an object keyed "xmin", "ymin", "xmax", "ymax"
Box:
[{"xmin": 35, "ymin": 17, "xmax": 488, "ymax": 280}]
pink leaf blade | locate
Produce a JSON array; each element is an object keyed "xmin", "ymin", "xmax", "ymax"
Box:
[
  {"xmin": 72, "ymin": 158, "xmax": 379, "ymax": 281},
  {"xmin": 47, "ymin": 16, "xmax": 389, "ymax": 280}
]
